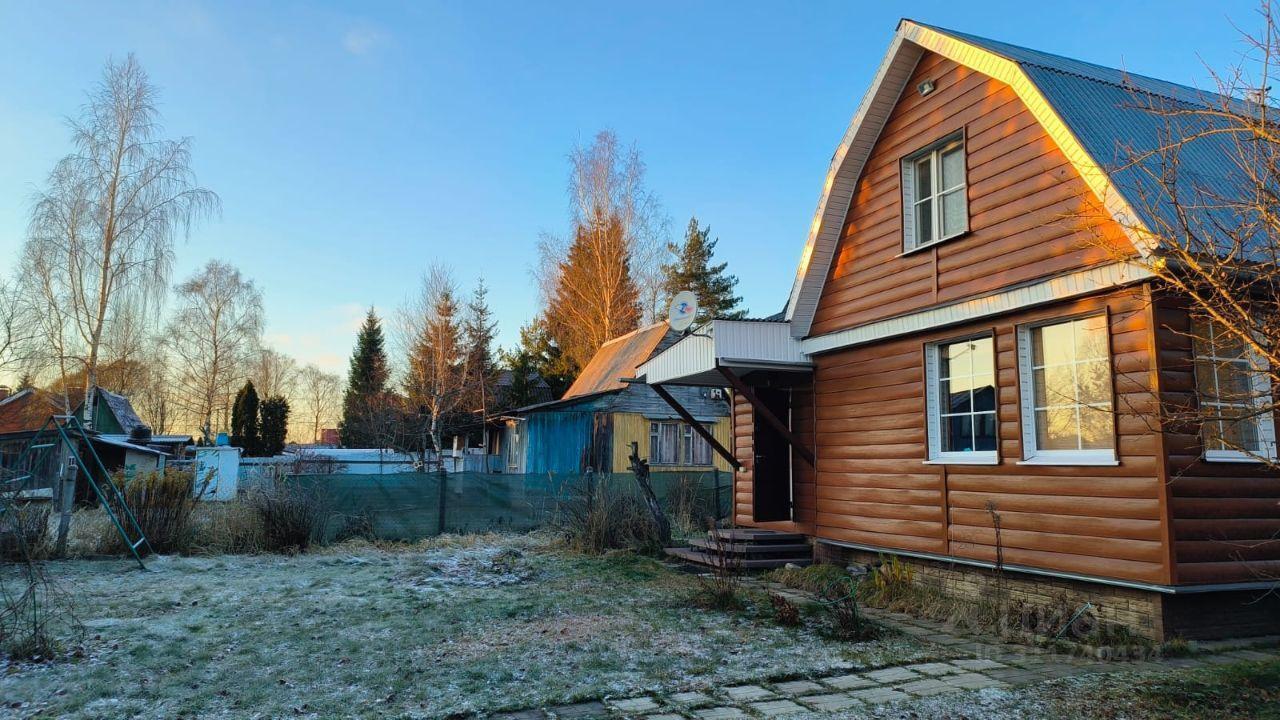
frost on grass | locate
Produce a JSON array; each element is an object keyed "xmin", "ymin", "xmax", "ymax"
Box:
[{"xmin": 3, "ymin": 532, "xmax": 942, "ymax": 719}]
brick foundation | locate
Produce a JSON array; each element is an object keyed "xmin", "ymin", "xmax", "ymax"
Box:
[{"xmin": 815, "ymin": 541, "xmax": 1280, "ymax": 642}]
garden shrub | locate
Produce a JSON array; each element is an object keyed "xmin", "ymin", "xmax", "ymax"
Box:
[
  {"xmin": 100, "ymin": 468, "xmax": 199, "ymax": 555},
  {"xmin": 0, "ymin": 502, "xmax": 50, "ymax": 560},
  {"xmin": 823, "ymin": 575, "xmax": 878, "ymax": 641},
  {"xmin": 249, "ymin": 479, "xmax": 330, "ymax": 552},
  {"xmin": 768, "ymin": 593, "xmax": 801, "ymax": 626}
]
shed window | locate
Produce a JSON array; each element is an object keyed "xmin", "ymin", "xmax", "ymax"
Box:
[
  {"xmin": 681, "ymin": 424, "xmax": 714, "ymax": 466},
  {"xmin": 925, "ymin": 336, "xmax": 997, "ymax": 463},
  {"xmin": 1017, "ymin": 315, "xmax": 1117, "ymax": 464},
  {"xmin": 650, "ymin": 421, "xmax": 714, "ymax": 466},
  {"xmin": 1193, "ymin": 319, "xmax": 1277, "ymax": 461},
  {"xmin": 649, "ymin": 421, "xmax": 680, "ymax": 465},
  {"xmin": 901, "ymin": 132, "xmax": 967, "ymax": 252}
]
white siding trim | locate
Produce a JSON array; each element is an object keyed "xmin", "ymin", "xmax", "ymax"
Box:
[
  {"xmin": 802, "ymin": 262, "xmax": 1153, "ymax": 356},
  {"xmin": 636, "ymin": 320, "xmax": 811, "ymax": 386},
  {"xmin": 784, "ymin": 20, "xmax": 1155, "ymax": 339}
]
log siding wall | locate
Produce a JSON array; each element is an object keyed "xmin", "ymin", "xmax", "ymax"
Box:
[
  {"xmin": 806, "ymin": 289, "xmax": 1170, "ymax": 585},
  {"xmin": 1152, "ymin": 296, "xmax": 1280, "ymax": 584},
  {"xmin": 809, "ymin": 52, "xmax": 1129, "ymax": 337}
]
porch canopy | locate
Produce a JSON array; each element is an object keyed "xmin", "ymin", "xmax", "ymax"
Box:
[
  {"xmin": 634, "ymin": 318, "xmax": 815, "ymax": 471},
  {"xmin": 634, "ymin": 318, "xmax": 812, "ymax": 388}
]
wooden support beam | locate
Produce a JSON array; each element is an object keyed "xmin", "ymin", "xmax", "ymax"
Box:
[
  {"xmin": 717, "ymin": 366, "xmax": 816, "ymax": 468},
  {"xmin": 650, "ymin": 383, "xmax": 741, "ymax": 470}
]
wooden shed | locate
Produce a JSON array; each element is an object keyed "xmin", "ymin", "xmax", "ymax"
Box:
[{"xmin": 500, "ymin": 324, "xmax": 733, "ymax": 476}]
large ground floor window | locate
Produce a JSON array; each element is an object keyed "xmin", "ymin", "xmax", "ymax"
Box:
[
  {"xmin": 1018, "ymin": 315, "xmax": 1116, "ymax": 464},
  {"xmin": 925, "ymin": 335, "xmax": 997, "ymax": 462},
  {"xmin": 1193, "ymin": 319, "xmax": 1277, "ymax": 461}
]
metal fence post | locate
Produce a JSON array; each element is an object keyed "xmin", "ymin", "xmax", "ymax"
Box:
[
  {"xmin": 713, "ymin": 467, "xmax": 723, "ymax": 521},
  {"xmin": 437, "ymin": 471, "xmax": 448, "ymax": 536}
]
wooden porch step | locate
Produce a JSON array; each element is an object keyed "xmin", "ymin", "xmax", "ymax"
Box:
[
  {"xmin": 688, "ymin": 538, "xmax": 812, "ymax": 556},
  {"xmin": 664, "ymin": 546, "xmax": 812, "ymax": 570},
  {"xmin": 710, "ymin": 528, "xmax": 808, "ymax": 544}
]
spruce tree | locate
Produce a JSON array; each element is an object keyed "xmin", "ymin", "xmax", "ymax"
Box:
[
  {"xmin": 230, "ymin": 381, "xmax": 260, "ymax": 455},
  {"xmin": 339, "ymin": 308, "xmax": 390, "ymax": 448},
  {"xmin": 661, "ymin": 216, "xmax": 746, "ymax": 324},
  {"xmin": 259, "ymin": 395, "xmax": 290, "ymax": 456},
  {"xmin": 462, "ymin": 279, "xmax": 499, "ymax": 417}
]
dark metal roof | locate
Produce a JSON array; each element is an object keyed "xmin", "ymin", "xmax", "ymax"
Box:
[{"xmin": 917, "ymin": 21, "xmax": 1261, "ymax": 258}]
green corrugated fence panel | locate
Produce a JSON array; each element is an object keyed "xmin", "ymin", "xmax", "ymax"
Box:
[{"xmin": 290, "ymin": 470, "xmax": 731, "ymax": 542}]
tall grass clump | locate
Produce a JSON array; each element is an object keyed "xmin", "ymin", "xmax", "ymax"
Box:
[{"xmin": 553, "ymin": 476, "xmax": 665, "ymax": 555}]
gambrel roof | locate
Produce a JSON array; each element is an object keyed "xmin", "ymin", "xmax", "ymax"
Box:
[{"xmin": 785, "ymin": 19, "xmax": 1245, "ymax": 338}]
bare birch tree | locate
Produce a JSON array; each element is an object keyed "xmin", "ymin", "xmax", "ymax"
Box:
[
  {"xmin": 252, "ymin": 347, "xmax": 299, "ymax": 400},
  {"xmin": 399, "ymin": 265, "xmax": 471, "ymax": 469},
  {"xmin": 21, "ymin": 54, "xmax": 218, "ymax": 428},
  {"xmin": 298, "ymin": 364, "xmax": 342, "ymax": 444},
  {"xmin": 167, "ymin": 261, "xmax": 263, "ymax": 442}
]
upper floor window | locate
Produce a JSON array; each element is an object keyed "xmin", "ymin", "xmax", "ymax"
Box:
[
  {"xmin": 1193, "ymin": 319, "xmax": 1277, "ymax": 462},
  {"xmin": 902, "ymin": 132, "xmax": 967, "ymax": 252},
  {"xmin": 1017, "ymin": 315, "xmax": 1116, "ymax": 464},
  {"xmin": 925, "ymin": 336, "xmax": 997, "ymax": 463}
]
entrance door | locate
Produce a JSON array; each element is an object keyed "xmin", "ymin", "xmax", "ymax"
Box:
[{"xmin": 752, "ymin": 387, "xmax": 793, "ymax": 522}]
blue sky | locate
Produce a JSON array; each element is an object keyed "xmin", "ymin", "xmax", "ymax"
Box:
[{"xmin": 0, "ymin": 0, "xmax": 1262, "ymax": 375}]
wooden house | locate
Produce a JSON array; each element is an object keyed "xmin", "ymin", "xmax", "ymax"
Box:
[
  {"xmin": 638, "ymin": 21, "xmax": 1280, "ymax": 640},
  {"xmin": 501, "ymin": 323, "xmax": 733, "ymax": 476}
]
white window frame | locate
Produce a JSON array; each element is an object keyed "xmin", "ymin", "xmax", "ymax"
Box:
[
  {"xmin": 901, "ymin": 131, "xmax": 968, "ymax": 253},
  {"xmin": 1017, "ymin": 316, "xmax": 1119, "ymax": 466},
  {"xmin": 924, "ymin": 335, "xmax": 999, "ymax": 465},
  {"xmin": 1193, "ymin": 321, "xmax": 1278, "ymax": 463}
]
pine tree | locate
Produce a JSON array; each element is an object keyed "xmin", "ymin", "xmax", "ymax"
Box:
[
  {"xmin": 259, "ymin": 395, "xmax": 290, "ymax": 456},
  {"xmin": 230, "ymin": 381, "xmax": 260, "ymax": 455},
  {"xmin": 462, "ymin": 279, "xmax": 499, "ymax": 419},
  {"xmin": 545, "ymin": 213, "xmax": 641, "ymax": 372},
  {"xmin": 661, "ymin": 216, "xmax": 746, "ymax": 324},
  {"xmin": 339, "ymin": 308, "xmax": 390, "ymax": 448},
  {"xmin": 16, "ymin": 374, "xmax": 34, "ymax": 391}
]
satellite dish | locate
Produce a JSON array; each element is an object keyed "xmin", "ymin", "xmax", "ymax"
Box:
[{"xmin": 668, "ymin": 290, "xmax": 698, "ymax": 332}]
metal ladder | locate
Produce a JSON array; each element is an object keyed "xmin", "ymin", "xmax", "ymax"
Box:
[{"xmin": 0, "ymin": 414, "xmax": 152, "ymax": 569}]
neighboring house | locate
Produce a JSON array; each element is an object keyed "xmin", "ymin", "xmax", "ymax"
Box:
[
  {"xmin": 500, "ymin": 323, "xmax": 733, "ymax": 476},
  {"xmin": 638, "ymin": 20, "xmax": 1280, "ymax": 640},
  {"xmin": 0, "ymin": 387, "xmax": 184, "ymax": 497}
]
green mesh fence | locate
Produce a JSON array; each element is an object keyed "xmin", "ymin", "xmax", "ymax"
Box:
[{"xmin": 290, "ymin": 470, "xmax": 731, "ymax": 542}]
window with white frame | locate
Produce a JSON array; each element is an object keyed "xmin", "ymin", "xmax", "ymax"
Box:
[
  {"xmin": 1018, "ymin": 315, "xmax": 1116, "ymax": 463},
  {"xmin": 901, "ymin": 132, "xmax": 967, "ymax": 252},
  {"xmin": 1192, "ymin": 319, "xmax": 1277, "ymax": 461},
  {"xmin": 925, "ymin": 336, "xmax": 997, "ymax": 462}
]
